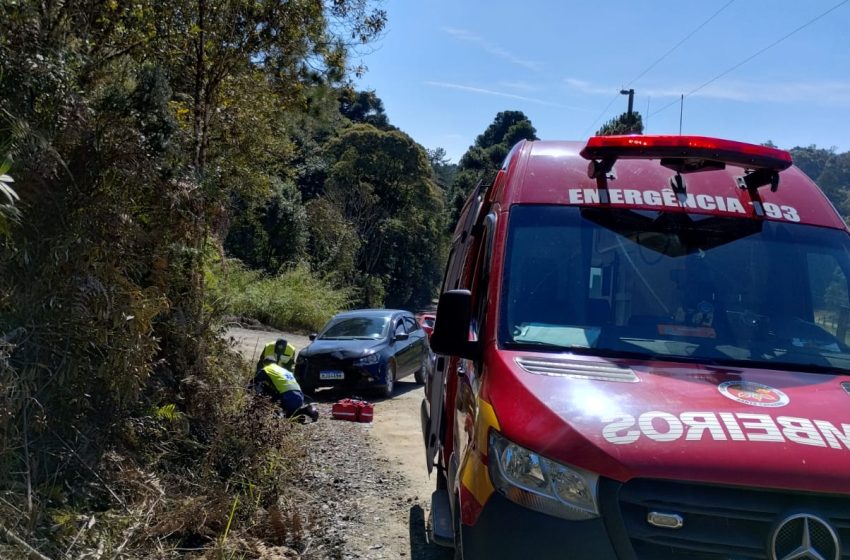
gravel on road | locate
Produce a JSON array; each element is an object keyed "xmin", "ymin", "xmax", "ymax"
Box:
[{"xmin": 226, "ymin": 326, "xmax": 453, "ymax": 560}]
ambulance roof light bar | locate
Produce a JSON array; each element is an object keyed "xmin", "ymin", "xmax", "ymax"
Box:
[{"xmin": 580, "ymin": 135, "xmax": 793, "ymax": 191}]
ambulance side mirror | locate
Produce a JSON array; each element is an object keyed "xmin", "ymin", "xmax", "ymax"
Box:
[{"xmin": 430, "ymin": 290, "xmax": 479, "ymax": 360}]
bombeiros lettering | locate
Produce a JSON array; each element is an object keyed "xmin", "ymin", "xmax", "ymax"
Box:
[
  {"xmin": 601, "ymin": 411, "xmax": 850, "ymax": 449},
  {"xmin": 568, "ymin": 188, "xmax": 800, "ymax": 222}
]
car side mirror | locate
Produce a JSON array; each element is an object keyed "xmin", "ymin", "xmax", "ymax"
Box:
[
  {"xmin": 430, "ymin": 290, "xmax": 479, "ymax": 360},
  {"xmin": 309, "ymin": 333, "xmax": 317, "ymax": 341},
  {"xmin": 394, "ymin": 332, "xmax": 409, "ymax": 341}
]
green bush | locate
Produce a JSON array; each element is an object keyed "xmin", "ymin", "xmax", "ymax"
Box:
[{"xmin": 209, "ymin": 259, "xmax": 352, "ymax": 332}]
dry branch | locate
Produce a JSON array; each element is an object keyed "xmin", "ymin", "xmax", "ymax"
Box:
[{"xmin": 0, "ymin": 523, "xmax": 53, "ymax": 560}]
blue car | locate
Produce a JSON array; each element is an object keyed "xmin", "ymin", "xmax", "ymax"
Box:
[{"xmin": 294, "ymin": 309, "xmax": 429, "ymax": 397}]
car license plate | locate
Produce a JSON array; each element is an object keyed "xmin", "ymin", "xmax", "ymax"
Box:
[{"xmin": 320, "ymin": 370, "xmax": 345, "ymax": 380}]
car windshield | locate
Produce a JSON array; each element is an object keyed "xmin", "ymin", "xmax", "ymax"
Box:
[
  {"xmin": 499, "ymin": 204, "xmax": 850, "ymax": 374},
  {"xmin": 320, "ymin": 316, "xmax": 390, "ymax": 340}
]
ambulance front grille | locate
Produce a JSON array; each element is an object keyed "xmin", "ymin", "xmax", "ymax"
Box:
[{"xmin": 614, "ymin": 479, "xmax": 850, "ymax": 559}]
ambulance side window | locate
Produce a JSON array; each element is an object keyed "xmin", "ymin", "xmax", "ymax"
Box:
[
  {"xmin": 808, "ymin": 253, "xmax": 850, "ymax": 343},
  {"xmin": 470, "ymin": 214, "xmax": 496, "ymax": 342}
]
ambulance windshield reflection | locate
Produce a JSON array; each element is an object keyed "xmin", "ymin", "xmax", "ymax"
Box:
[{"xmin": 500, "ymin": 205, "xmax": 850, "ymax": 374}]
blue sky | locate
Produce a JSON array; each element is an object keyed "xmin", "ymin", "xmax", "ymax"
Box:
[{"xmin": 354, "ymin": 0, "xmax": 850, "ymax": 163}]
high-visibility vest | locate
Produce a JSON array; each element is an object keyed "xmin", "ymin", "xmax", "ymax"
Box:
[
  {"xmin": 260, "ymin": 363, "xmax": 301, "ymax": 395},
  {"xmin": 260, "ymin": 341, "xmax": 295, "ymax": 367}
]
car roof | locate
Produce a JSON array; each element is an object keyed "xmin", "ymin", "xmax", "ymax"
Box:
[
  {"xmin": 332, "ymin": 308, "xmax": 409, "ymax": 319},
  {"xmin": 496, "ymin": 140, "xmax": 846, "ymax": 231}
]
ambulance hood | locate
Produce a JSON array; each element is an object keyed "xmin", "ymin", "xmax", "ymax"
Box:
[{"xmin": 491, "ymin": 351, "xmax": 850, "ymax": 494}]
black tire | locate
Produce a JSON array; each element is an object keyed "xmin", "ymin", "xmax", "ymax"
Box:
[
  {"xmin": 379, "ymin": 360, "xmax": 396, "ymax": 398},
  {"xmin": 414, "ymin": 353, "xmax": 427, "ymax": 384}
]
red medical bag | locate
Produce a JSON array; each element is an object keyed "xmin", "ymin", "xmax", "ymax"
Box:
[{"xmin": 331, "ymin": 398, "xmax": 373, "ymax": 423}]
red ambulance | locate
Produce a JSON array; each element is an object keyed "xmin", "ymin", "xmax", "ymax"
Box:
[{"xmin": 422, "ymin": 135, "xmax": 850, "ymax": 559}]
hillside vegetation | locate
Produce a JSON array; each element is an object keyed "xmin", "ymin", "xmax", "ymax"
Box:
[
  {"xmin": 0, "ymin": 2, "xmax": 392, "ymax": 557},
  {"xmin": 2, "ymin": 2, "xmax": 849, "ymax": 557}
]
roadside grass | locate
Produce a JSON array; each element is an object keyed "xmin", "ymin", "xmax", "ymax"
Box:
[
  {"xmin": 0, "ymin": 256, "xmax": 349, "ymax": 558},
  {"xmin": 208, "ymin": 259, "xmax": 352, "ymax": 332},
  {"xmin": 0, "ymin": 339, "xmax": 329, "ymax": 559}
]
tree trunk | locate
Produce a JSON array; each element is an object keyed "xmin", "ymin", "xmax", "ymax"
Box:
[{"xmin": 193, "ymin": 0, "xmax": 206, "ymax": 175}]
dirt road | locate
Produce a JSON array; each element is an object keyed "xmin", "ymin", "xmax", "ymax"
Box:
[{"xmin": 227, "ymin": 326, "xmax": 452, "ymax": 559}]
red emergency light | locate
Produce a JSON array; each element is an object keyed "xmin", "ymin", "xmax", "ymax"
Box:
[{"xmin": 580, "ymin": 135, "xmax": 793, "ymax": 172}]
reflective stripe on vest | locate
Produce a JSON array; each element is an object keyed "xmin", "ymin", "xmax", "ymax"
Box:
[
  {"xmin": 261, "ymin": 342, "xmax": 295, "ymax": 365},
  {"xmin": 262, "ymin": 363, "xmax": 301, "ymax": 394}
]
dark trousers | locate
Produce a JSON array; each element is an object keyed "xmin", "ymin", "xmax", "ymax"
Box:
[{"xmin": 280, "ymin": 390, "xmax": 305, "ymax": 417}]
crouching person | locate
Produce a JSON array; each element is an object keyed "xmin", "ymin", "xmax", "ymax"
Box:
[
  {"xmin": 252, "ymin": 355, "xmax": 306, "ymax": 418},
  {"xmin": 257, "ymin": 338, "xmax": 296, "ymax": 370}
]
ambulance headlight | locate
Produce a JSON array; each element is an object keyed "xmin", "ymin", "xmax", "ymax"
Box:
[
  {"xmin": 489, "ymin": 431, "xmax": 599, "ymax": 520},
  {"xmin": 354, "ymin": 353, "xmax": 379, "ymax": 367}
]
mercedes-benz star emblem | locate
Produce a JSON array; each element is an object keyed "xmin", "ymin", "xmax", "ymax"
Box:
[{"xmin": 771, "ymin": 514, "xmax": 840, "ymax": 560}]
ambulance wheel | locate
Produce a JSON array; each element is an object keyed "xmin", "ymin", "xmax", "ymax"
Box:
[
  {"xmin": 379, "ymin": 361, "xmax": 396, "ymax": 398},
  {"xmin": 413, "ymin": 354, "xmax": 427, "ymax": 384}
]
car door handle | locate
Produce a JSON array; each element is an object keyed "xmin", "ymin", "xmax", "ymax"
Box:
[{"xmin": 457, "ymin": 363, "xmax": 466, "ymax": 377}]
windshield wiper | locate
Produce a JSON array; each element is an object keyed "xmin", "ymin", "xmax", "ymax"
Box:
[
  {"xmin": 754, "ymin": 360, "xmax": 850, "ymax": 376},
  {"xmin": 507, "ymin": 340, "xmax": 584, "ymax": 353}
]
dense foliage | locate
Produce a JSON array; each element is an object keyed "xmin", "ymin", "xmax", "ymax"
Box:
[
  {"xmin": 596, "ymin": 110, "xmax": 645, "ymax": 135},
  {"xmin": 788, "ymin": 145, "xmax": 850, "ymax": 218},
  {"xmin": 445, "ymin": 110, "xmax": 537, "ymax": 230},
  {"xmin": 0, "ymin": 1, "xmax": 387, "ymax": 557}
]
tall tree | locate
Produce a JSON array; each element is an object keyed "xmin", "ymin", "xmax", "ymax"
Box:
[
  {"xmin": 596, "ymin": 111, "xmax": 644, "ymax": 135},
  {"xmin": 338, "ymin": 88, "xmax": 392, "ymax": 130},
  {"xmin": 446, "ymin": 110, "xmax": 537, "ymax": 230},
  {"xmin": 427, "ymin": 147, "xmax": 458, "ymax": 192},
  {"xmin": 319, "ymin": 124, "xmax": 446, "ymax": 308},
  {"xmin": 0, "ymin": 0, "xmax": 386, "ymax": 538}
]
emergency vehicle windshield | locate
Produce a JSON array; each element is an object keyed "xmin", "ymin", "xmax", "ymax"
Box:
[{"xmin": 500, "ymin": 204, "xmax": 850, "ymax": 373}]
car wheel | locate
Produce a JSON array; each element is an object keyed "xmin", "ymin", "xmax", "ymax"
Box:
[
  {"xmin": 414, "ymin": 353, "xmax": 427, "ymax": 384},
  {"xmin": 380, "ymin": 361, "xmax": 396, "ymax": 398}
]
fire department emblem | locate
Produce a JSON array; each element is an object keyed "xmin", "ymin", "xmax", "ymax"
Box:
[{"xmin": 718, "ymin": 381, "xmax": 789, "ymax": 408}]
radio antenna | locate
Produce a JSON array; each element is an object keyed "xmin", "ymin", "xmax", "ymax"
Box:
[{"xmin": 678, "ymin": 94, "xmax": 684, "ymax": 135}]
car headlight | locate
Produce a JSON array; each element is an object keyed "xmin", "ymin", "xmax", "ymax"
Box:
[
  {"xmin": 354, "ymin": 353, "xmax": 379, "ymax": 366},
  {"xmin": 488, "ymin": 430, "xmax": 598, "ymax": 520}
]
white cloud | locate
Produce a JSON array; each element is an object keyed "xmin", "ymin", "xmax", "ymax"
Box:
[
  {"xmin": 564, "ymin": 78, "xmax": 616, "ymax": 96},
  {"xmin": 441, "ymin": 27, "xmax": 543, "ymax": 72},
  {"xmin": 425, "ymin": 81, "xmax": 578, "ymax": 108},
  {"xmin": 565, "ymin": 77, "xmax": 850, "ymax": 106},
  {"xmin": 498, "ymin": 81, "xmax": 541, "ymax": 93}
]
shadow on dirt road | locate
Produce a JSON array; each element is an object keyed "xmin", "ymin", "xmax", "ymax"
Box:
[{"xmin": 409, "ymin": 505, "xmax": 453, "ymax": 560}]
